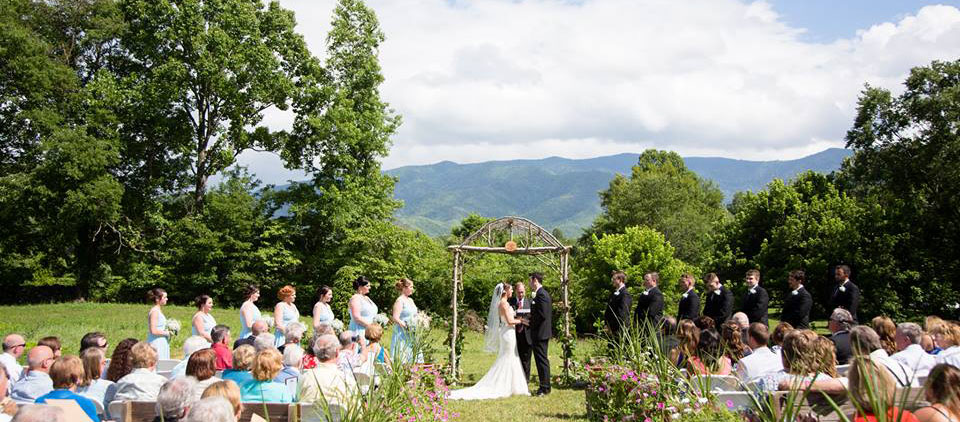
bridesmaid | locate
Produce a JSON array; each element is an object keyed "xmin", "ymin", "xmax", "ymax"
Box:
[
  {"xmin": 312, "ymin": 286, "xmax": 334, "ymax": 335},
  {"xmin": 390, "ymin": 278, "xmax": 421, "ymax": 364},
  {"xmin": 146, "ymin": 288, "xmax": 171, "ymax": 360},
  {"xmin": 238, "ymin": 285, "xmax": 262, "ymax": 340},
  {"xmin": 273, "ymin": 285, "xmax": 300, "ymax": 348},
  {"xmin": 192, "ymin": 295, "xmax": 217, "ymax": 343},
  {"xmin": 348, "ymin": 276, "xmax": 378, "ymax": 346}
]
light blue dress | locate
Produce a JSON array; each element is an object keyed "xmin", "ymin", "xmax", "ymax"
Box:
[
  {"xmin": 238, "ymin": 303, "xmax": 262, "ymax": 339},
  {"xmin": 390, "ymin": 298, "xmax": 421, "ymax": 364},
  {"xmin": 274, "ymin": 303, "xmax": 300, "ymax": 347},
  {"xmin": 192, "ymin": 312, "xmax": 217, "ymax": 338},
  {"xmin": 348, "ymin": 295, "xmax": 378, "ymax": 345},
  {"xmin": 313, "ymin": 302, "xmax": 334, "ymax": 332},
  {"xmin": 147, "ymin": 309, "xmax": 170, "ymax": 359}
]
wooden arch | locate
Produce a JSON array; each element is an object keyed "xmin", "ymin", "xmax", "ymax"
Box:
[{"xmin": 447, "ymin": 216, "xmax": 572, "ymax": 380}]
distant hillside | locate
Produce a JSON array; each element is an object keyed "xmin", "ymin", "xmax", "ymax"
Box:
[{"xmin": 386, "ymin": 148, "xmax": 853, "ymax": 237}]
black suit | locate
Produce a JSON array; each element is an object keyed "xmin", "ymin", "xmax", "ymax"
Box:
[
  {"xmin": 529, "ymin": 286, "xmax": 552, "ymax": 393},
  {"xmin": 633, "ymin": 287, "xmax": 664, "ymax": 328},
  {"xmin": 677, "ymin": 289, "xmax": 700, "ymax": 321},
  {"xmin": 830, "ymin": 281, "xmax": 860, "ymax": 323},
  {"xmin": 781, "ymin": 286, "xmax": 813, "ymax": 329},
  {"xmin": 741, "ymin": 285, "xmax": 769, "ymax": 326},
  {"xmin": 702, "ymin": 285, "xmax": 734, "ymax": 324},
  {"xmin": 508, "ymin": 296, "xmax": 533, "ymax": 381},
  {"xmin": 233, "ymin": 336, "xmax": 255, "ymax": 350},
  {"xmin": 831, "ymin": 330, "xmax": 853, "ymax": 365},
  {"xmin": 605, "ymin": 286, "xmax": 633, "ymax": 336}
]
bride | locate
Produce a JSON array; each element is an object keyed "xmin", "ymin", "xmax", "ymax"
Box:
[{"xmin": 449, "ymin": 282, "xmax": 530, "ymax": 400}]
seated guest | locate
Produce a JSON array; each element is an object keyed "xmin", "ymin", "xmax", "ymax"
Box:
[
  {"xmin": 37, "ymin": 338, "xmax": 61, "ymax": 359},
  {"xmin": 299, "ymin": 335, "xmax": 354, "ymax": 405},
  {"xmin": 171, "ymin": 336, "xmax": 210, "ymax": 379},
  {"xmin": 112, "ymin": 342, "xmax": 167, "ymax": 401},
  {"xmin": 239, "ymin": 349, "xmax": 291, "ymax": 403},
  {"xmin": 79, "ymin": 332, "xmax": 107, "ymax": 355},
  {"xmin": 934, "ymin": 322, "xmax": 960, "ymax": 367},
  {"xmin": 183, "ymin": 396, "xmax": 236, "ymax": 422},
  {"xmin": 279, "ymin": 322, "xmax": 305, "ymax": 354},
  {"xmin": 925, "ymin": 317, "xmax": 946, "ymax": 355},
  {"xmin": 10, "ymin": 405, "xmax": 65, "ymax": 422},
  {"xmin": 301, "ymin": 334, "xmax": 320, "ymax": 370},
  {"xmin": 923, "ymin": 334, "xmax": 942, "ymax": 355},
  {"xmin": 253, "ymin": 333, "xmax": 275, "ymax": 353},
  {"xmin": 850, "ymin": 325, "xmax": 916, "ymax": 387},
  {"xmin": 737, "ymin": 323, "xmax": 783, "ymax": 383},
  {"xmin": 770, "ymin": 322, "xmax": 794, "ymax": 357},
  {"xmin": 693, "ymin": 316, "xmax": 715, "ymax": 331},
  {"xmin": 186, "ymin": 349, "xmax": 221, "ymax": 401},
  {"xmin": 0, "ymin": 366, "xmax": 18, "ymax": 421},
  {"xmin": 872, "ymin": 316, "xmax": 899, "ymax": 355},
  {"xmin": 34, "ymin": 356, "xmax": 100, "ymax": 421},
  {"xmin": 210, "ymin": 325, "xmax": 233, "ymax": 370},
  {"xmin": 232, "ymin": 320, "xmax": 267, "ymax": 350},
  {"xmin": 336, "ymin": 331, "xmax": 363, "ymax": 375},
  {"xmin": 732, "ymin": 312, "xmax": 751, "ymax": 345},
  {"xmin": 659, "ymin": 316, "xmax": 680, "ymax": 355},
  {"xmin": 105, "ymin": 338, "xmax": 138, "ymax": 382},
  {"xmin": 892, "ymin": 322, "xmax": 936, "ymax": 378},
  {"xmin": 829, "ymin": 308, "xmax": 855, "ymax": 365},
  {"xmin": 201, "ymin": 381, "xmax": 243, "ymax": 421},
  {"xmin": 359, "ymin": 324, "xmax": 391, "ymax": 372},
  {"xmin": 687, "ymin": 329, "xmax": 731, "ymax": 376},
  {"xmin": 915, "ymin": 364, "xmax": 960, "ymax": 422},
  {"xmin": 154, "ymin": 377, "xmax": 197, "ymax": 422},
  {"xmin": 671, "ymin": 319, "xmax": 699, "ymax": 368},
  {"xmin": 220, "ymin": 345, "xmax": 254, "ymax": 388},
  {"xmin": 274, "ymin": 345, "xmax": 302, "ymax": 384},
  {"xmin": 759, "ymin": 330, "xmax": 844, "ymax": 392},
  {"xmin": 848, "ymin": 359, "xmax": 920, "ymax": 422},
  {"xmin": 1, "ymin": 334, "xmax": 26, "ymax": 384},
  {"xmin": 721, "ymin": 321, "xmax": 750, "ymax": 363},
  {"xmin": 10, "ymin": 346, "xmax": 54, "ymax": 404},
  {"xmin": 76, "ymin": 348, "xmax": 113, "ymax": 407}
]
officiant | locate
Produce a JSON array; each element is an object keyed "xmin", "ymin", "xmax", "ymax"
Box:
[{"xmin": 508, "ymin": 281, "xmax": 532, "ymax": 382}]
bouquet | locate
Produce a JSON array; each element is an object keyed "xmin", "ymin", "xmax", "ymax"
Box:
[
  {"xmin": 263, "ymin": 318, "xmax": 275, "ymax": 329},
  {"xmin": 413, "ymin": 311, "xmax": 432, "ymax": 330},
  {"xmin": 330, "ymin": 319, "xmax": 345, "ymax": 334},
  {"xmin": 166, "ymin": 319, "xmax": 181, "ymax": 336},
  {"xmin": 372, "ymin": 313, "xmax": 389, "ymax": 326}
]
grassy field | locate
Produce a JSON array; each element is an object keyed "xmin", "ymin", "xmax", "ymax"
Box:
[{"xmin": 0, "ymin": 302, "xmax": 596, "ymax": 421}]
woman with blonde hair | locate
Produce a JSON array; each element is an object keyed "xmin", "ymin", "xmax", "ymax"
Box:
[
  {"xmin": 915, "ymin": 364, "xmax": 960, "ymax": 422},
  {"xmin": 390, "ymin": 278, "xmax": 421, "ymax": 364},
  {"xmin": 240, "ymin": 349, "xmax": 292, "ymax": 403},
  {"xmin": 274, "ymin": 285, "xmax": 300, "ymax": 348},
  {"xmin": 202, "ymin": 380, "xmax": 244, "ymax": 421},
  {"xmin": 848, "ymin": 358, "xmax": 920, "ymax": 422},
  {"xmin": 934, "ymin": 322, "xmax": 960, "ymax": 365},
  {"xmin": 76, "ymin": 348, "xmax": 114, "ymax": 407},
  {"xmin": 671, "ymin": 319, "xmax": 699, "ymax": 368},
  {"xmin": 221, "ymin": 345, "xmax": 255, "ymax": 387},
  {"xmin": 35, "ymin": 356, "xmax": 101, "ymax": 421},
  {"xmin": 760, "ymin": 330, "xmax": 843, "ymax": 391},
  {"xmin": 872, "ymin": 316, "xmax": 899, "ymax": 355}
]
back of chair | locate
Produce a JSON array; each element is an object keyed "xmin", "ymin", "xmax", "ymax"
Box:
[
  {"xmin": 239, "ymin": 402, "xmax": 292, "ymax": 422},
  {"xmin": 836, "ymin": 364, "xmax": 850, "ymax": 376},
  {"xmin": 714, "ymin": 391, "xmax": 757, "ymax": 411},
  {"xmin": 706, "ymin": 375, "xmax": 742, "ymax": 391},
  {"xmin": 108, "ymin": 401, "xmax": 127, "ymax": 422},
  {"xmin": 92, "ymin": 398, "xmax": 105, "ymax": 418},
  {"xmin": 156, "ymin": 359, "xmax": 180, "ymax": 372},
  {"xmin": 129, "ymin": 401, "xmax": 159, "ymax": 422},
  {"xmin": 297, "ymin": 402, "xmax": 343, "ymax": 422},
  {"xmin": 285, "ymin": 377, "xmax": 299, "ymax": 398}
]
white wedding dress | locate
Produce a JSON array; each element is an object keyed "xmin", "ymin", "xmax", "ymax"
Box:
[{"xmin": 449, "ymin": 305, "xmax": 530, "ymax": 400}]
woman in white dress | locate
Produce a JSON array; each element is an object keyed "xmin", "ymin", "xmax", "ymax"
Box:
[{"xmin": 449, "ymin": 283, "xmax": 529, "ymax": 400}]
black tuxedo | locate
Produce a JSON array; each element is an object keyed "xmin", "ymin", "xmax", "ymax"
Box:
[
  {"xmin": 829, "ymin": 281, "xmax": 860, "ymax": 323},
  {"xmin": 529, "ymin": 286, "xmax": 552, "ymax": 393},
  {"xmin": 741, "ymin": 285, "xmax": 769, "ymax": 326},
  {"xmin": 633, "ymin": 287, "xmax": 664, "ymax": 327},
  {"xmin": 605, "ymin": 286, "xmax": 633, "ymax": 336},
  {"xmin": 781, "ymin": 286, "xmax": 813, "ymax": 329},
  {"xmin": 677, "ymin": 289, "xmax": 700, "ymax": 321},
  {"xmin": 508, "ymin": 296, "xmax": 533, "ymax": 381},
  {"xmin": 702, "ymin": 285, "xmax": 734, "ymax": 324}
]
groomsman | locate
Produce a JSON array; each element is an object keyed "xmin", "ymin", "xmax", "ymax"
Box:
[
  {"xmin": 677, "ymin": 274, "xmax": 700, "ymax": 321},
  {"xmin": 702, "ymin": 273, "xmax": 733, "ymax": 325},
  {"xmin": 781, "ymin": 270, "xmax": 813, "ymax": 329},
  {"xmin": 605, "ymin": 271, "xmax": 633, "ymax": 342},
  {"xmin": 634, "ymin": 272, "xmax": 664, "ymax": 327},
  {"xmin": 528, "ymin": 272, "xmax": 552, "ymax": 396},
  {"xmin": 830, "ymin": 264, "xmax": 860, "ymax": 323},
  {"xmin": 508, "ymin": 281, "xmax": 533, "ymax": 381},
  {"xmin": 740, "ymin": 269, "xmax": 769, "ymax": 326}
]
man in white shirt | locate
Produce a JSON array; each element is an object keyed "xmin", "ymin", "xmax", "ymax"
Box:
[
  {"xmin": 9, "ymin": 346, "xmax": 54, "ymax": 404},
  {"xmin": 736, "ymin": 323, "xmax": 783, "ymax": 383},
  {"xmin": 891, "ymin": 322, "xmax": 936, "ymax": 379},
  {"xmin": 0, "ymin": 335, "xmax": 25, "ymax": 385},
  {"xmin": 299, "ymin": 334, "xmax": 354, "ymax": 405},
  {"xmin": 113, "ymin": 342, "xmax": 167, "ymax": 401},
  {"xmin": 850, "ymin": 325, "xmax": 917, "ymax": 387}
]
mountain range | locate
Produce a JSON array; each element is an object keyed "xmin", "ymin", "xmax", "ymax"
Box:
[{"xmin": 384, "ymin": 148, "xmax": 853, "ymax": 237}]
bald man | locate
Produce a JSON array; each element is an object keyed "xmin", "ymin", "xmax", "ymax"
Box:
[
  {"xmin": 233, "ymin": 320, "xmax": 268, "ymax": 350},
  {"xmin": 1, "ymin": 335, "xmax": 25, "ymax": 385},
  {"xmin": 10, "ymin": 346, "xmax": 54, "ymax": 404}
]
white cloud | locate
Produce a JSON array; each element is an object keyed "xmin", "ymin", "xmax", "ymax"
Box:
[{"xmin": 240, "ymin": 0, "xmax": 960, "ymax": 180}]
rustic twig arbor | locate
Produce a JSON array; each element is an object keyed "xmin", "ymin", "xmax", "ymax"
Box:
[{"xmin": 447, "ymin": 216, "xmax": 572, "ymax": 380}]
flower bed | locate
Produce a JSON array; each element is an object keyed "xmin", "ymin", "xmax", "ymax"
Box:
[{"xmin": 396, "ymin": 364, "xmax": 459, "ymax": 421}]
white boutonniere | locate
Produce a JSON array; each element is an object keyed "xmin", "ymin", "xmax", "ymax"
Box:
[
  {"xmin": 642, "ymin": 290, "xmax": 649, "ymax": 296},
  {"xmin": 839, "ymin": 286, "xmax": 846, "ymax": 293},
  {"xmin": 749, "ymin": 288, "xmax": 757, "ymax": 294},
  {"xmin": 714, "ymin": 290, "xmax": 721, "ymax": 296},
  {"xmin": 613, "ymin": 290, "xmax": 620, "ymax": 296},
  {"xmin": 532, "ymin": 300, "xmax": 536, "ymax": 305},
  {"xmin": 682, "ymin": 293, "xmax": 689, "ymax": 299},
  {"xmin": 791, "ymin": 290, "xmax": 799, "ymax": 296}
]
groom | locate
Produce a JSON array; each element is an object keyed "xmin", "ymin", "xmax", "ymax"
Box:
[{"xmin": 527, "ymin": 272, "xmax": 552, "ymax": 396}]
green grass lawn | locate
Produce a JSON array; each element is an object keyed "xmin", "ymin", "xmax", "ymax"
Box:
[{"xmin": 0, "ymin": 302, "xmax": 597, "ymax": 421}]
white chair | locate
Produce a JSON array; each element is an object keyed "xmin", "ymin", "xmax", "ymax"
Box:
[
  {"xmin": 92, "ymin": 399, "xmax": 105, "ymax": 418},
  {"xmin": 836, "ymin": 364, "xmax": 851, "ymax": 376},
  {"xmin": 156, "ymin": 359, "xmax": 180, "ymax": 372},
  {"xmin": 108, "ymin": 401, "xmax": 126, "ymax": 422},
  {"xmin": 715, "ymin": 391, "xmax": 758, "ymax": 411},
  {"xmin": 299, "ymin": 402, "xmax": 343, "ymax": 422},
  {"xmin": 916, "ymin": 375, "xmax": 927, "ymax": 386},
  {"xmin": 353, "ymin": 371, "xmax": 372, "ymax": 394},
  {"xmin": 705, "ymin": 375, "xmax": 743, "ymax": 391},
  {"xmin": 285, "ymin": 377, "xmax": 298, "ymax": 398}
]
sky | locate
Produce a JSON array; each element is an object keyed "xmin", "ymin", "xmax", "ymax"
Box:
[{"xmin": 234, "ymin": 0, "xmax": 960, "ymax": 185}]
